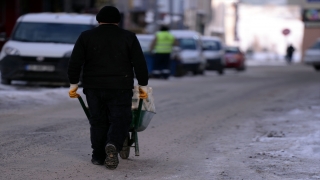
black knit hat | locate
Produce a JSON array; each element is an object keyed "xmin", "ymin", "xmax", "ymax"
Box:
[{"xmin": 96, "ymin": 6, "xmax": 121, "ymax": 23}]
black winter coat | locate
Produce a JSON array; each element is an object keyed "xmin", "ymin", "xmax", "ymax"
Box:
[{"xmin": 68, "ymin": 24, "xmax": 148, "ymax": 89}]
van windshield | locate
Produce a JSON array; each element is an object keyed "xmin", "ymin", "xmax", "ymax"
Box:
[
  {"xmin": 225, "ymin": 47, "xmax": 240, "ymax": 53},
  {"xmin": 12, "ymin": 22, "xmax": 94, "ymax": 44},
  {"xmin": 310, "ymin": 41, "xmax": 320, "ymax": 50},
  {"xmin": 178, "ymin": 38, "xmax": 197, "ymax": 50},
  {"xmin": 202, "ymin": 40, "xmax": 221, "ymax": 50}
]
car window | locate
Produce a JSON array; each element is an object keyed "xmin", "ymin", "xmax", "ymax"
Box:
[
  {"xmin": 137, "ymin": 38, "xmax": 152, "ymax": 52},
  {"xmin": 202, "ymin": 40, "xmax": 221, "ymax": 50},
  {"xmin": 178, "ymin": 38, "xmax": 197, "ymax": 50},
  {"xmin": 12, "ymin": 22, "xmax": 95, "ymax": 44},
  {"xmin": 225, "ymin": 47, "xmax": 240, "ymax": 53},
  {"xmin": 310, "ymin": 41, "xmax": 320, "ymax": 50}
]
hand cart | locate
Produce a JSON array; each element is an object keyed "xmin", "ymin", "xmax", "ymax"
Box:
[{"xmin": 78, "ymin": 96, "xmax": 155, "ymax": 159}]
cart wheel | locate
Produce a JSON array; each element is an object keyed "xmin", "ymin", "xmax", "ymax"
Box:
[{"xmin": 120, "ymin": 135, "xmax": 130, "ymax": 159}]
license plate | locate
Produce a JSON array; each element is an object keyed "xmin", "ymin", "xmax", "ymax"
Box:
[{"xmin": 25, "ymin": 65, "xmax": 55, "ymax": 72}]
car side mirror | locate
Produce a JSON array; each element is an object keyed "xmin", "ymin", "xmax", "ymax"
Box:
[{"xmin": 0, "ymin": 32, "xmax": 6, "ymax": 42}]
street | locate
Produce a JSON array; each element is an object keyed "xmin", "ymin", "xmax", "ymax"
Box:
[{"xmin": 0, "ymin": 64, "xmax": 320, "ymax": 180}]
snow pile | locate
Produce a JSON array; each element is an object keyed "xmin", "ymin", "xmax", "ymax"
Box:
[
  {"xmin": 293, "ymin": 130, "xmax": 320, "ymax": 158},
  {"xmin": 0, "ymin": 84, "xmax": 74, "ymax": 113},
  {"xmin": 289, "ymin": 106, "xmax": 320, "ymax": 158},
  {"xmin": 253, "ymin": 106, "xmax": 320, "ymax": 160}
]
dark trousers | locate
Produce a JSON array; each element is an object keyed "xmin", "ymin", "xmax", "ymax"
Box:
[
  {"xmin": 84, "ymin": 89, "xmax": 133, "ymax": 161},
  {"xmin": 153, "ymin": 53, "xmax": 171, "ymax": 79},
  {"xmin": 286, "ymin": 54, "xmax": 293, "ymax": 63}
]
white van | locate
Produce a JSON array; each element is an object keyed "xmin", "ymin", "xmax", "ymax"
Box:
[
  {"xmin": 170, "ymin": 30, "xmax": 206, "ymax": 75},
  {"xmin": 202, "ymin": 36, "xmax": 225, "ymax": 75},
  {"xmin": 0, "ymin": 13, "xmax": 97, "ymax": 85}
]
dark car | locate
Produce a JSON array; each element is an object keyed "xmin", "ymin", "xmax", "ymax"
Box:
[{"xmin": 224, "ymin": 46, "xmax": 246, "ymax": 71}]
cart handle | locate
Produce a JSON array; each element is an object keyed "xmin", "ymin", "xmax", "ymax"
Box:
[
  {"xmin": 78, "ymin": 96, "xmax": 90, "ymax": 119},
  {"xmin": 134, "ymin": 99, "xmax": 144, "ymax": 129},
  {"xmin": 78, "ymin": 96, "xmax": 144, "ymax": 122}
]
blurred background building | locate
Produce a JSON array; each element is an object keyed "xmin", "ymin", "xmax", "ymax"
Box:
[
  {"xmin": 239, "ymin": 0, "xmax": 320, "ymax": 62},
  {"xmin": 183, "ymin": 0, "xmax": 212, "ymax": 34},
  {"xmin": 0, "ymin": 0, "xmax": 97, "ymax": 49},
  {"xmin": 0, "ymin": 0, "xmax": 319, "ymax": 62},
  {"xmin": 0, "ymin": 0, "xmax": 211, "ymax": 40},
  {"xmin": 237, "ymin": 0, "xmax": 304, "ymax": 61},
  {"xmin": 205, "ymin": 0, "xmax": 238, "ymax": 46},
  {"xmin": 290, "ymin": 0, "xmax": 320, "ymax": 60},
  {"xmin": 204, "ymin": 0, "xmax": 320, "ymax": 62}
]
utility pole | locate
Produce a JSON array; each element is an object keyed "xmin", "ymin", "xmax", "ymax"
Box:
[
  {"xmin": 179, "ymin": 0, "xmax": 184, "ymax": 29},
  {"xmin": 153, "ymin": 0, "xmax": 159, "ymax": 33},
  {"xmin": 169, "ymin": 0, "xmax": 173, "ymax": 29}
]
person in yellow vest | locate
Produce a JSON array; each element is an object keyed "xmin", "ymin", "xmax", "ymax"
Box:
[{"xmin": 150, "ymin": 25, "xmax": 177, "ymax": 79}]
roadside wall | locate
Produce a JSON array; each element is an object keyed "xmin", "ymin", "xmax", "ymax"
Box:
[{"xmin": 237, "ymin": 4, "xmax": 303, "ymax": 61}]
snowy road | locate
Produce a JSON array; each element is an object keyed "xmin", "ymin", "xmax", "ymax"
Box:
[{"xmin": 0, "ymin": 65, "xmax": 319, "ymax": 180}]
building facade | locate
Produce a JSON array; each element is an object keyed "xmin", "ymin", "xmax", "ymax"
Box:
[
  {"xmin": 0, "ymin": 0, "xmax": 215, "ymax": 50},
  {"xmin": 206, "ymin": 0, "xmax": 238, "ymax": 45},
  {"xmin": 183, "ymin": 0, "xmax": 212, "ymax": 35},
  {"xmin": 116, "ymin": 0, "xmax": 212, "ymax": 34},
  {"xmin": 238, "ymin": 0, "xmax": 320, "ymax": 61},
  {"xmin": 288, "ymin": 0, "xmax": 320, "ymax": 59}
]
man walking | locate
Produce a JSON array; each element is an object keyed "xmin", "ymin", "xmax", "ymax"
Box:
[
  {"xmin": 67, "ymin": 6, "xmax": 149, "ymax": 170},
  {"xmin": 286, "ymin": 44, "xmax": 295, "ymax": 64},
  {"xmin": 150, "ymin": 25, "xmax": 176, "ymax": 79}
]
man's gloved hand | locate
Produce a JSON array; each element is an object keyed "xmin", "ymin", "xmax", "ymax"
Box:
[
  {"xmin": 138, "ymin": 86, "xmax": 148, "ymax": 99},
  {"xmin": 69, "ymin": 84, "xmax": 80, "ymax": 98}
]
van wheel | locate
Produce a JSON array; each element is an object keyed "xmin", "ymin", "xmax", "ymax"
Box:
[
  {"xmin": 192, "ymin": 69, "xmax": 198, "ymax": 75},
  {"xmin": 237, "ymin": 64, "xmax": 246, "ymax": 71},
  {"xmin": 175, "ymin": 64, "xmax": 186, "ymax": 77},
  {"xmin": 217, "ymin": 67, "xmax": 224, "ymax": 75},
  {"xmin": 1, "ymin": 78, "xmax": 11, "ymax": 85},
  {"xmin": 314, "ymin": 65, "xmax": 320, "ymax": 71},
  {"xmin": 198, "ymin": 69, "xmax": 205, "ymax": 75}
]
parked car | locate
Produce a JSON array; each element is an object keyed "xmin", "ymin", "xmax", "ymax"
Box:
[
  {"xmin": 170, "ymin": 30, "xmax": 206, "ymax": 76},
  {"xmin": 202, "ymin": 36, "xmax": 225, "ymax": 75},
  {"xmin": 0, "ymin": 13, "xmax": 97, "ymax": 85},
  {"xmin": 136, "ymin": 34, "xmax": 155, "ymax": 76},
  {"xmin": 304, "ymin": 38, "xmax": 320, "ymax": 71},
  {"xmin": 224, "ymin": 46, "xmax": 246, "ymax": 71}
]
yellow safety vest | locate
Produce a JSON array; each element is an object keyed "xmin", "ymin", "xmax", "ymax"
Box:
[{"xmin": 154, "ymin": 31, "xmax": 175, "ymax": 54}]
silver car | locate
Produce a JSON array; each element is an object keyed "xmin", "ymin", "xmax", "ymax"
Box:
[
  {"xmin": 304, "ymin": 38, "xmax": 320, "ymax": 71},
  {"xmin": 202, "ymin": 36, "xmax": 225, "ymax": 75}
]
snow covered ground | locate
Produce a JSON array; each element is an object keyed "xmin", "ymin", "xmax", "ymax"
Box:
[
  {"xmin": 245, "ymin": 52, "xmax": 301, "ymax": 66},
  {"xmin": 0, "ymin": 83, "xmax": 71, "ymax": 114},
  {"xmin": 253, "ymin": 105, "xmax": 320, "ymax": 161},
  {"xmin": 0, "ymin": 57, "xmax": 316, "ymax": 160},
  {"xmin": 0, "ymin": 51, "xmax": 302, "ymax": 105},
  {"xmin": 0, "ymin": 56, "xmax": 307, "ymax": 113},
  {"xmin": 0, "ymin": 64, "xmax": 319, "ymax": 179}
]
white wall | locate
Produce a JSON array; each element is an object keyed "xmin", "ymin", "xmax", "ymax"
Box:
[
  {"xmin": 206, "ymin": 0, "xmax": 238, "ymax": 42},
  {"xmin": 237, "ymin": 4, "xmax": 304, "ymax": 61}
]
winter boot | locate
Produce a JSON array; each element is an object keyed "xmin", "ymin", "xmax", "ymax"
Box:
[{"xmin": 105, "ymin": 144, "xmax": 119, "ymax": 170}]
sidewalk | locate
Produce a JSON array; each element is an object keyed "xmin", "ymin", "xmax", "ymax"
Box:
[
  {"xmin": 246, "ymin": 58, "xmax": 288, "ymax": 66},
  {"xmin": 245, "ymin": 52, "xmax": 300, "ymax": 66}
]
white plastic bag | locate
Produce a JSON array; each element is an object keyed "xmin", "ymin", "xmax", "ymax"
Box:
[{"xmin": 132, "ymin": 86, "xmax": 156, "ymax": 113}]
